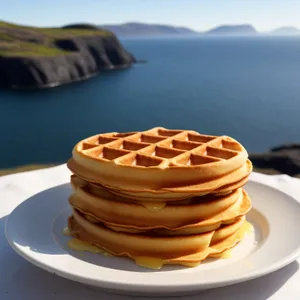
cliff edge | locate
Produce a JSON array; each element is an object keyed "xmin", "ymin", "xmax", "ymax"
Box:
[
  {"xmin": 250, "ymin": 144, "xmax": 300, "ymax": 176},
  {"xmin": 0, "ymin": 21, "xmax": 136, "ymax": 89}
]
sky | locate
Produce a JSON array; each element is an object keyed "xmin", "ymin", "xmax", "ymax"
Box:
[{"xmin": 2, "ymin": 0, "xmax": 300, "ymax": 32}]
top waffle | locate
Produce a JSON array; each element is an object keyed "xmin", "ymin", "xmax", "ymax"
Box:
[{"xmin": 68, "ymin": 127, "xmax": 248, "ymax": 190}]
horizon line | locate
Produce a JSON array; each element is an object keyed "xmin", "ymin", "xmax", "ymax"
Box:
[{"xmin": 1, "ymin": 19, "xmax": 300, "ymax": 33}]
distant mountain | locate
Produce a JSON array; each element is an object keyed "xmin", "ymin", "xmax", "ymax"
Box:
[
  {"xmin": 271, "ymin": 26, "xmax": 300, "ymax": 35},
  {"xmin": 206, "ymin": 24, "xmax": 257, "ymax": 35},
  {"xmin": 98, "ymin": 22, "xmax": 197, "ymax": 37},
  {"xmin": 98, "ymin": 22, "xmax": 300, "ymax": 37}
]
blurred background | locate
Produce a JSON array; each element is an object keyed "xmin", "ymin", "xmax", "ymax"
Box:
[{"xmin": 1, "ymin": 0, "xmax": 300, "ymax": 176}]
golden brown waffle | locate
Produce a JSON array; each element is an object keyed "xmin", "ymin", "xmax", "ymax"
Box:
[
  {"xmin": 68, "ymin": 211, "xmax": 249, "ymax": 266},
  {"xmin": 69, "ymin": 175, "xmax": 251, "ymax": 233},
  {"xmin": 103, "ymin": 162, "xmax": 252, "ymax": 201},
  {"xmin": 68, "ymin": 158, "xmax": 251, "ymax": 201},
  {"xmin": 68, "ymin": 127, "xmax": 249, "ymax": 191},
  {"xmin": 66, "ymin": 127, "xmax": 253, "ymax": 268}
]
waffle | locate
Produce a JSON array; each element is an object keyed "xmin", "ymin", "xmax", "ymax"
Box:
[
  {"xmin": 69, "ymin": 175, "xmax": 251, "ymax": 233},
  {"xmin": 68, "ymin": 127, "xmax": 249, "ymax": 191},
  {"xmin": 101, "ymin": 161, "xmax": 252, "ymax": 201},
  {"xmin": 68, "ymin": 210, "xmax": 249, "ymax": 266},
  {"xmin": 68, "ymin": 158, "xmax": 251, "ymax": 201},
  {"xmin": 66, "ymin": 127, "xmax": 253, "ymax": 269}
]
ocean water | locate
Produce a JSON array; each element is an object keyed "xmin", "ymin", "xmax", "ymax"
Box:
[{"xmin": 1, "ymin": 36, "xmax": 300, "ymax": 169}]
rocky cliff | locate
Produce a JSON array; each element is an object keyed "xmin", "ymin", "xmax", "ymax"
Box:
[
  {"xmin": 250, "ymin": 144, "xmax": 300, "ymax": 176},
  {"xmin": 0, "ymin": 21, "xmax": 136, "ymax": 89}
]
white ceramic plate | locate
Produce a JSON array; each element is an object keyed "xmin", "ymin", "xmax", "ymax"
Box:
[{"xmin": 5, "ymin": 180, "xmax": 300, "ymax": 297}]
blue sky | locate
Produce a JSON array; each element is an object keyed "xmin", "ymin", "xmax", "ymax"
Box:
[{"xmin": 2, "ymin": 0, "xmax": 300, "ymax": 31}]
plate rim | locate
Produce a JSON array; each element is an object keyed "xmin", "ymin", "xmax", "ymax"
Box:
[{"xmin": 5, "ymin": 179, "xmax": 300, "ymax": 292}]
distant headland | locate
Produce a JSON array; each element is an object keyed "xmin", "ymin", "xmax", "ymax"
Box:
[
  {"xmin": 205, "ymin": 24, "xmax": 257, "ymax": 35},
  {"xmin": 0, "ymin": 21, "xmax": 136, "ymax": 89},
  {"xmin": 99, "ymin": 22, "xmax": 197, "ymax": 37},
  {"xmin": 98, "ymin": 22, "xmax": 300, "ymax": 37},
  {"xmin": 271, "ymin": 26, "xmax": 300, "ymax": 35}
]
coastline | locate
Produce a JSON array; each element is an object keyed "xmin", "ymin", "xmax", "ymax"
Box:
[
  {"xmin": 0, "ymin": 21, "xmax": 137, "ymax": 90},
  {"xmin": 0, "ymin": 164, "xmax": 57, "ymax": 176},
  {"xmin": 2, "ymin": 62, "xmax": 134, "ymax": 90}
]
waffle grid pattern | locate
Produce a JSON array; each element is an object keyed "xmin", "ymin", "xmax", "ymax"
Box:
[{"xmin": 78, "ymin": 128, "xmax": 244, "ymax": 168}]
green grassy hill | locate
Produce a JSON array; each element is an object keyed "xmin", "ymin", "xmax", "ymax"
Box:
[{"xmin": 0, "ymin": 20, "xmax": 111, "ymax": 57}]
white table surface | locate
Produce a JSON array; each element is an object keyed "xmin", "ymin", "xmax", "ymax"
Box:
[{"xmin": 1, "ymin": 164, "xmax": 300, "ymax": 300}]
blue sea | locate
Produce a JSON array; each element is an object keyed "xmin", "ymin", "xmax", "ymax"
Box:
[{"xmin": 1, "ymin": 36, "xmax": 300, "ymax": 169}]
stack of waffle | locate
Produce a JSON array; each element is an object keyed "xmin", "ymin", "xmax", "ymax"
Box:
[{"xmin": 67, "ymin": 127, "xmax": 253, "ymax": 269}]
